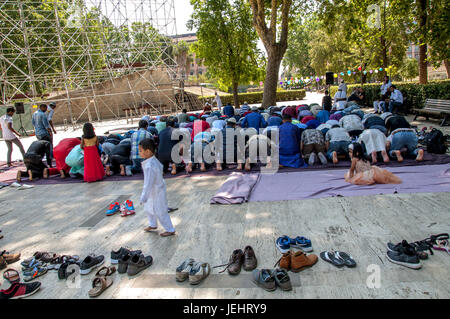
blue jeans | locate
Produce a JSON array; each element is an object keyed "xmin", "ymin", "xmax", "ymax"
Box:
[
  {"xmin": 389, "ymin": 101, "xmax": 403, "ymax": 113},
  {"xmin": 327, "ymin": 141, "xmax": 351, "ymax": 160},
  {"xmin": 126, "ymin": 158, "xmax": 144, "ymax": 174},
  {"xmin": 389, "ymin": 131, "xmax": 418, "ymax": 158}
]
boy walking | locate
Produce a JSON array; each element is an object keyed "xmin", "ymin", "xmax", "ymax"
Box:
[{"xmin": 139, "ymin": 138, "xmax": 176, "ymax": 237}]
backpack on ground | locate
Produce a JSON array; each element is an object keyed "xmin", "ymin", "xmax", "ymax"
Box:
[{"xmin": 423, "ymin": 128, "xmax": 448, "ymax": 154}]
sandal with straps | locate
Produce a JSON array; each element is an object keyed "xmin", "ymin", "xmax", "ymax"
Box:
[
  {"xmin": 3, "ymin": 269, "xmax": 20, "ymax": 284},
  {"xmin": 95, "ymin": 266, "xmax": 116, "ymax": 277},
  {"xmin": 433, "ymin": 239, "xmax": 450, "ymax": 254},
  {"xmin": 88, "ymin": 276, "xmax": 113, "ymax": 298}
]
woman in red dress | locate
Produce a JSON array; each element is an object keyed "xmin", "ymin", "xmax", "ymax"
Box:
[{"xmin": 80, "ymin": 123, "xmax": 105, "ymax": 183}]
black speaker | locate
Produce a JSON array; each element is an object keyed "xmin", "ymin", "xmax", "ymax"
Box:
[
  {"xmin": 326, "ymin": 72, "xmax": 334, "ymax": 85},
  {"xmin": 14, "ymin": 102, "xmax": 25, "ymax": 114}
]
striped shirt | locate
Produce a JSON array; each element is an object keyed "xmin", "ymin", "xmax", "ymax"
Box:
[{"xmin": 130, "ymin": 128, "xmax": 152, "ymax": 159}]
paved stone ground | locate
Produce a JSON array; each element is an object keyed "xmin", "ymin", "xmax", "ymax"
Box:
[
  {"xmin": 0, "ymin": 92, "xmax": 449, "ymax": 299},
  {"xmin": 0, "ymin": 174, "xmax": 449, "ymax": 299}
]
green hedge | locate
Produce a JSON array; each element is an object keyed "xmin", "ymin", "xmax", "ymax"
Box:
[
  {"xmin": 329, "ymin": 80, "xmax": 450, "ymax": 112},
  {"xmin": 198, "ymin": 89, "xmax": 306, "ymax": 105}
]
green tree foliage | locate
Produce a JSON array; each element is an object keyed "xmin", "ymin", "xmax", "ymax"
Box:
[
  {"xmin": 399, "ymin": 58, "xmax": 419, "ymax": 80},
  {"xmin": 188, "ymin": 0, "xmax": 265, "ymax": 108}
]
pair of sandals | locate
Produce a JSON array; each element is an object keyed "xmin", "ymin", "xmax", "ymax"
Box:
[
  {"xmin": 176, "ymin": 258, "xmax": 211, "ymax": 285},
  {"xmin": 88, "ymin": 266, "xmax": 116, "ymax": 298},
  {"xmin": 320, "ymin": 251, "xmax": 357, "ymax": 268}
]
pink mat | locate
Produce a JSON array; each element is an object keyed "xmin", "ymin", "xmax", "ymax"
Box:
[{"xmin": 248, "ymin": 164, "xmax": 450, "ymax": 202}]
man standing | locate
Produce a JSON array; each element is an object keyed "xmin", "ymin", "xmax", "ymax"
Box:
[
  {"xmin": 0, "ymin": 107, "xmax": 26, "ymax": 167},
  {"xmin": 32, "ymin": 104, "xmax": 52, "ymax": 143},
  {"xmin": 214, "ymin": 92, "xmax": 223, "ymax": 112},
  {"xmin": 47, "ymin": 102, "xmax": 57, "ymax": 136},
  {"xmin": 373, "ymin": 76, "xmax": 392, "ymax": 113}
]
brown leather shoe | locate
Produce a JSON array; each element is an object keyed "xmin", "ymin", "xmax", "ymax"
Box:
[
  {"xmin": 291, "ymin": 251, "xmax": 318, "ymax": 272},
  {"xmin": 275, "ymin": 251, "xmax": 292, "ymax": 270},
  {"xmin": 0, "ymin": 251, "xmax": 21, "ymax": 264},
  {"xmin": 243, "ymin": 246, "xmax": 257, "ymax": 271},
  {"xmin": 216, "ymin": 249, "xmax": 244, "ymax": 275}
]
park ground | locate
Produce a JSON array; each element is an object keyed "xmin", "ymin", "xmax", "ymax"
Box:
[{"xmin": 0, "ymin": 92, "xmax": 449, "ymax": 299}]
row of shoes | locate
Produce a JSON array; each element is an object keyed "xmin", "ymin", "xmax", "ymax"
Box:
[
  {"xmin": 386, "ymin": 233, "xmax": 449, "ymax": 269},
  {"xmin": 110, "ymin": 247, "xmax": 153, "ymax": 276},
  {"xmin": 176, "ymin": 258, "xmax": 211, "ymax": 285},
  {"xmin": 276, "ymin": 235, "xmax": 313, "ymax": 253},
  {"xmin": 106, "ymin": 200, "xmax": 136, "ymax": 217},
  {"xmin": 214, "ymin": 246, "xmax": 257, "ymax": 275}
]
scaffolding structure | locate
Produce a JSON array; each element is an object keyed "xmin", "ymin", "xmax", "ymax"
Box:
[{"xmin": 0, "ymin": 0, "xmax": 180, "ymax": 126}]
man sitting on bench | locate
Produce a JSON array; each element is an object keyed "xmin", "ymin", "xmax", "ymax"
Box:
[{"xmin": 388, "ymin": 85, "xmax": 404, "ymax": 114}]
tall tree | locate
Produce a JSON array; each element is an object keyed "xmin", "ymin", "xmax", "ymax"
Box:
[
  {"xmin": 188, "ymin": 0, "xmax": 264, "ymax": 108},
  {"xmin": 249, "ymin": 0, "xmax": 293, "ymax": 108}
]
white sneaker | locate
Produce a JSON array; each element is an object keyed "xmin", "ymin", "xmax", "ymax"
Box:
[
  {"xmin": 318, "ymin": 152, "xmax": 328, "ymax": 165},
  {"xmin": 308, "ymin": 153, "xmax": 316, "ymax": 166},
  {"xmin": 9, "ymin": 182, "xmax": 22, "ymax": 188},
  {"xmin": 18, "ymin": 184, "xmax": 34, "ymax": 190}
]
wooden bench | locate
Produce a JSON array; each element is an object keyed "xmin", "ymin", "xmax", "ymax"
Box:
[{"xmin": 414, "ymin": 99, "xmax": 450, "ymax": 126}]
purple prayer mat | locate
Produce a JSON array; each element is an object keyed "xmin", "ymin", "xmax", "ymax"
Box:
[{"xmin": 248, "ymin": 164, "xmax": 450, "ymax": 202}]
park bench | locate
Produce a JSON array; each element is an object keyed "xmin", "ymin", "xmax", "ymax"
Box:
[{"xmin": 413, "ymin": 99, "xmax": 450, "ymax": 126}]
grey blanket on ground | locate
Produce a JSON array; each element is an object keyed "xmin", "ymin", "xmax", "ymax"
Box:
[{"xmin": 210, "ymin": 172, "xmax": 260, "ymax": 205}]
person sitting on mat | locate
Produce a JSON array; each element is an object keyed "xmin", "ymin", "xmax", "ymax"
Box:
[
  {"xmin": 105, "ymin": 141, "xmax": 132, "ymax": 176},
  {"xmin": 278, "ymin": 114, "xmax": 306, "ymax": 169},
  {"xmin": 325, "ymin": 125, "xmax": 352, "ymax": 164},
  {"xmin": 386, "ymin": 127, "xmax": 424, "ymax": 162},
  {"xmin": 356, "ymin": 128, "xmax": 390, "ymax": 164},
  {"xmin": 301, "ymin": 126, "xmax": 328, "ymax": 166},
  {"xmin": 53, "ymin": 137, "xmax": 81, "ymax": 178},
  {"xmin": 17, "ymin": 140, "xmax": 59, "ymax": 182},
  {"xmin": 345, "ymin": 143, "xmax": 402, "ymax": 185}
]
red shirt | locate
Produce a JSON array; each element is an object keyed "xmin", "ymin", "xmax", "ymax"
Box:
[
  {"xmin": 191, "ymin": 120, "xmax": 210, "ymax": 141},
  {"xmin": 301, "ymin": 116, "xmax": 316, "ymax": 124},
  {"xmin": 54, "ymin": 138, "xmax": 81, "ymax": 172}
]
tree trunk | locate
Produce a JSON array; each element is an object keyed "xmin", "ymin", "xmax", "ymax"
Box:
[
  {"xmin": 263, "ymin": 49, "xmax": 283, "ymax": 108},
  {"xmin": 380, "ymin": 36, "xmax": 388, "ymax": 77},
  {"xmin": 444, "ymin": 60, "xmax": 450, "ymax": 78},
  {"xmin": 417, "ymin": 0, "xmax": 428, "ymax": 84},
  {"xmin": 232, "ymin": 80, "xmax": 239, "ymax": 109}
]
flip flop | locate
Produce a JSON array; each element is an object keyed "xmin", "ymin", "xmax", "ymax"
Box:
[
  {"xmin": 3, "ymin": 269, "xmax": 20, "ymax": 283},
  {"xmin": 23, "ymin": 266, "xmax": 48, "ymax": 282},
  {"xmin": 433, "ymin": 239, "xmax": 450, "ymax": 255},
  {"xmin": 335, "ymin": 251, "xmax": 357, "ymax": 267},
  {"xmin": 95, "ymin": 266, "xmax": 116, "ymax": 277},
  {"xmin": 320, "ymin": 251, "xmax": 345, "ymax": 267},
  {"xmin": 88, "ymin": 276, "xmax": 113, "ymax": 298}
]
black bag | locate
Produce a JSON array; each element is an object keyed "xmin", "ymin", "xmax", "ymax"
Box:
[{"xmin": 424, "ymin": 129, "xmax": 447, "ymax": 154}]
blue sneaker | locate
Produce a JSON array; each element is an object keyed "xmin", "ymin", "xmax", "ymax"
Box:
[
  {"xmin": 276, "ymin": 236, "xmax": 291, "ymax": 253},
  {"xmin": 106, "ymin": 202, "xmax": 120, "ymax": 216},
  {"xmin": 289, "ymin": 236, "xmax": 313, "ymax": 252}
]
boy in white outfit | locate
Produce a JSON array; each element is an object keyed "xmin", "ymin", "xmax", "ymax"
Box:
[{"xmin": 139, "ymin": 138, "xmax": 176, "ymax": 237}]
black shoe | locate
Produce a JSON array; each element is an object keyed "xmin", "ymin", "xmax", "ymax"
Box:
[
  {"xmin": 80, "ymin": 254, "xmax": 105, "ymax": 275},
  {"xmin": 118, "ymin": 253, "xmax": 133, "ymax": 274},
  {"xmin": 387, "ymin": 240, "xmax": 430, "ymax": 260},
  {"xmin": 127, "ymin": 254, "xmax": 153, "ymax": 276},
  {"xmin": 111, "ymin": 247, "xmax": 141, "ymax": 264},
  {"xmin": 386, "ymin": 245, "xmax": 421, "ymax": 269}
]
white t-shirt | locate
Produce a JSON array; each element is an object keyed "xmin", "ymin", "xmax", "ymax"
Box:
[
  {"xmin": 0, "ymin": 114, "xmax": 16, "ymax": 140},
  {"xmin": 215, "ymin": 94, "xmax": 223, "ymax": 109}
]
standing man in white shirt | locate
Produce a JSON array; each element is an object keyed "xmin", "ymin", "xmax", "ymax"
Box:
[
  {"xmin": 373, "ymin": 76, "xmax": 392, "ymax": 113},
  {"xmin": 388, "ymin": 85, "xmax": 404, "ymax": 113},
  {"xmin": 214, "ymin": 91, "xmax": 222, "ymax": 112},
  {"xmin": 0, "ymin": 107, "xmax": 26, "ymax": 167}
]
